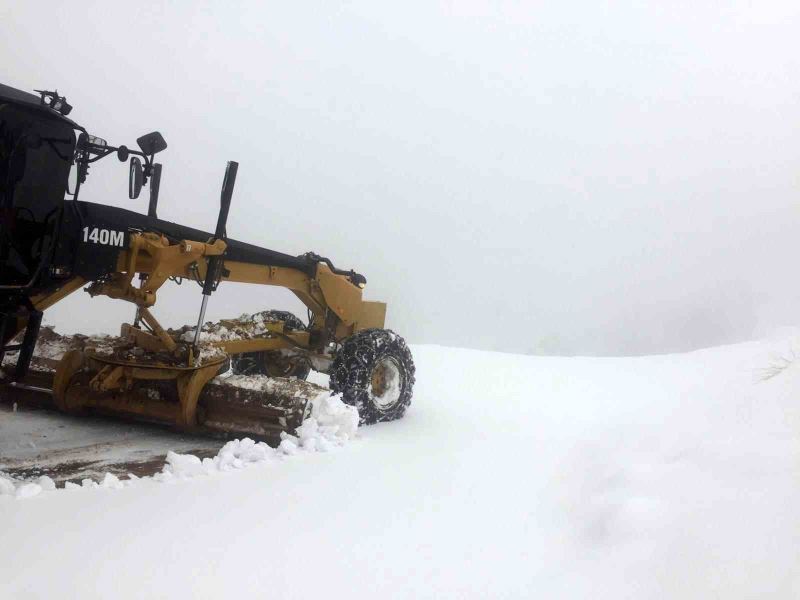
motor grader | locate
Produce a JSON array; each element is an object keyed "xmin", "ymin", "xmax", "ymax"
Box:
[{"xmin": 0, "ymin": 82, "xmax": 414, "ymax": 438}]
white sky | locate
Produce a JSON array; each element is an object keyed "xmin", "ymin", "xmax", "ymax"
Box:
[{"xmin": 2, "ymin": 1, "xmax": 798, "ymax": 355}]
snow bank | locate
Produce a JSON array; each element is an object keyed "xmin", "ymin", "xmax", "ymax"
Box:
[{"xmin": 0, "ymin": 393, "xmax": 358, "ymax": 497}]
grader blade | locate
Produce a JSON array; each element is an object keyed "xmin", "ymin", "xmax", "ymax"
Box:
[{"xmin": 1, "ymin": 328, "xmax": 325, "ymax": 442}]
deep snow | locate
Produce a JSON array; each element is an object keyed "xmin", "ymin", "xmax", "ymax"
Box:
[{"xmin": 1, "ymin": 337, "xmax": 799, "ymax": 599}]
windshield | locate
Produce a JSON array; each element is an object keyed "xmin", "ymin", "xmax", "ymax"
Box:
[{"xmin": 0, "ymin": 104, "xmax": 75, "ymax": 287}]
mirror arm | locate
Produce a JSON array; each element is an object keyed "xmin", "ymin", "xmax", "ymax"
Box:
[
  {"xmin": 70, "ymin": 134, "xmax": 164, "ymax": 203},
  {"xmin": 86, "ymin": 147, "xmax": 116, "ymax": 163},
  {"xmin": 122, "ymin": 148, "xmax": 150, "ymax": 166},
  {"xmin": 147, "ymin": 163, "xmax": 162, "ymax": 218},
  {"xmin": 140, "ymin": 153, "xmax": 156, "ymax": 185},
  {"xmin": 84, "ymin": 144, "xmax": 151, "ymax": 165}
]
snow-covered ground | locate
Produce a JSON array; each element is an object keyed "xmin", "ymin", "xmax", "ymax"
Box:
[{"xmin": 2, "ymin": 336, "xmax": 799, "ymax": 598}]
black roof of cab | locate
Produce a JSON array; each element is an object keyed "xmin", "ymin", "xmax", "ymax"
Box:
[{"xmin": 0, "ymin": 83, "xmax": 84, "ymax": 131}]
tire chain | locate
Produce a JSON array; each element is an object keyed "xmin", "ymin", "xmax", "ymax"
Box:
[{"xmin": 330, "ymin": 328, "xmax": 415, "ymax": 425}]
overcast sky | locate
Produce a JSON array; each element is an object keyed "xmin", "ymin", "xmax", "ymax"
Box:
[{"xmin": 2, "ymin": 1, "xmax": 798, "ymax": 355}]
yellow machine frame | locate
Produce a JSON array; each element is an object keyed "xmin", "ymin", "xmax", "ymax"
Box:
[{"xmin": 16, "ymin": 231, "xmax": 387, "ymax": 430}]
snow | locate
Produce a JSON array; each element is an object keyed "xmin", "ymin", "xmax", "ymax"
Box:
[
  {"xmin": 1, "ymin": 336, "xmax": 800, "ymax": 598},
  {"xmin": 155, "ymin": 400, "xmax": 356, "ymax": 480},
  {"xmin": 0, "ymin": 476, "xmax": 14, "ymax": 496},
  {"xmin": 0, "ymin": 392, "xmax": 357, "ymax": 495},
  {"xmin": 214, "ymin": 373, "xmax": 327, "ymax": 402},
  {"xmin": 1, "ymin": 327, "xmax": 117, "ymax": 372},
  {"xmin": 179, "ymin": 311, "xmax": 290, "ymax": 343}
]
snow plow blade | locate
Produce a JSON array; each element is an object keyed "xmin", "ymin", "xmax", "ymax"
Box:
[
  {"xmin": 1, "ymin": 330, "xmax": 326, "ymax": 442},
  {"xmin": 1, "ymin": 364, "xmax": 322, "ymax": 441}
]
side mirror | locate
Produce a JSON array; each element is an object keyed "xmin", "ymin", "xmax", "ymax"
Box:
[
  {"xmin": 129, "ymin": 157, "xmax": 143, "ymax": 199},
  {"xmin": 117, "ymin": 145, "xmax": 130, "ymax": 162},
  {"xmin": 136, "ymin": 131, "xmax": 167, "ymax": 156}
]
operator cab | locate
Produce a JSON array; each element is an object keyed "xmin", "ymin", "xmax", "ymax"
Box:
[{"xmin": 0, "ymin": 84, "xmax": 77, "ymax": 289}]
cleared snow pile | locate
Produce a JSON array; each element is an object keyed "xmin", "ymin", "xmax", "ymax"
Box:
[
  {"xmin": 0, "ymin": 474, "xmax": 17, "ymax": 496},
  {"xmin": 161, "ymin": 392, "xmax": 357, "ymax": 480},
  {"xmin": 63, "ymin": 476, "xmax": 123, "ymax": 491},
  {"xmin": 280, "ymin": 392, "xmax": 359, "ymax": 454},
  {"xmin": 0, "ymin": 474, "xmax": 56, "ymax": 499}
]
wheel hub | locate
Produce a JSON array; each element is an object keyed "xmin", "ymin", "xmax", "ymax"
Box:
[{"xmin": 369, "ymin": 356, "xmax": 403, "ymax": 410}]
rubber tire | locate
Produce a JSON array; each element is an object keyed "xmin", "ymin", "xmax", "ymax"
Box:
[
  {"xmin": 231, "ymin": 311, "xmax": 310, "ymax": 380},
  {"xmin": 330, "ymin": 328, "xmax": 415, "ymax": 425}
]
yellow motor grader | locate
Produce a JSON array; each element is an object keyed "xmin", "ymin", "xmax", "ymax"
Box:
[{"xmin": 0, "ymin": 83, "xmax": 414, "ymax": 437}]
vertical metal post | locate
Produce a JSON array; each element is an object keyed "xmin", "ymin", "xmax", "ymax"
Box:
[
  {"xmin": 192, "ymin": 295, "xmax": 210, "ymax": 349},
  {"xmin": 147, "ymin": 163, "xmax": 162, "ymax": 218},
  {"xmin": 14, "ymin": 310, "xmax": 42, "ymax": 380},
  {"xmin": 191, "ymin": 161, "xmax": 238, "ymax": 361},
  {"xmin": 131, "ymin": 163, "xmax": 162, "ymax": 328},
  {"xmin": 0, "ymin": 313, "xmax": 8, "ymax": 368}
]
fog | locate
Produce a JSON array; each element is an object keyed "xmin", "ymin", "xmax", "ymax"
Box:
[{"xmin": 2, "ymin": 1, "xmax": 798, "ymax": 355}]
